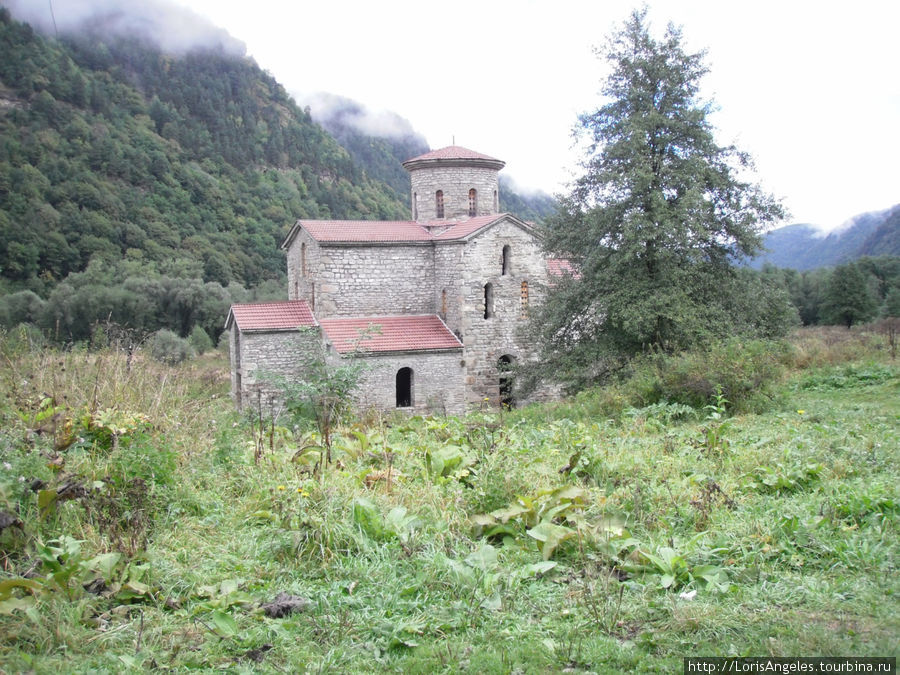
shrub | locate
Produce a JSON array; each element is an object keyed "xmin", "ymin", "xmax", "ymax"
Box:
[
  {"xmin": 0, "ymin": 290, "xmax": 46, "ymax": 328},
  {"xmin": 188, "ymin": 325, "xmax": 214, "ymax": 354},
  {"xmin": 623, "ymin": 338, "xmax": 791, "ymax": 414},
  {"xmin": 147, "ymin": 328, "xmax": 195, "ymax": 365},
  {"xmin": 0, "ymin": 323, "xmax": 46, "ymax": 355}
]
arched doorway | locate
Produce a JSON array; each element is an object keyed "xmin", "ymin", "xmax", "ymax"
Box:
[
  {"xmin": 396, "ymin": 367, "xmax": 413, "ymax": 408},
  {"xmin": 498, "ymin": 355, "xmax": 516, "ymax": 407}
]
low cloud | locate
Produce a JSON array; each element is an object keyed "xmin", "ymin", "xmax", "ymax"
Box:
[
  {"xmin": 4, "ymin": 0, "xmax": 245, "ymax": 56},
  {"xmin": 294, "ymin": 91, "xmax": 422, "ymax": 141}
]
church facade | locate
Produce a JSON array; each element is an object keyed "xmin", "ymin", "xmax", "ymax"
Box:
[{"xmin": 226, "ymin": 145, "xmax": 559, "ymax": 415}]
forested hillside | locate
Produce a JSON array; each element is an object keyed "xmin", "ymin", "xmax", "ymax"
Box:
[{"xmin": 0, "ymin": 8, "xmax": 409, "ymax": 341}]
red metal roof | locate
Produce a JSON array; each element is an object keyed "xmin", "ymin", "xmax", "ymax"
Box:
[
  {"xmin": 319, "ymin": 315, "xmax": 463, "ymax": 354},
  {"xmin": 227, "ymin": 300, "xmax": 317, "ymax": 331},
  {"xmin": 431, "ymin": 214, "xmax": 503, "ymax": 240},
  {"xmin": 294, "ymin": 214, "xmax": 514, "ymax": 244},
  {"xmin": 404, "ymin": 145, "xmax": 502, "ymax": 163},
  {"xmin": 300, "ymin": 220, "xmax": 434, "ymax": 242}
]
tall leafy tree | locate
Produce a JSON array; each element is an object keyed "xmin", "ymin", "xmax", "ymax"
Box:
[
  {"xmin": 821, "ymin": 262, "xmax": 878, "ymax": 328},
  {"xmin": 535, "ymin": 9, "xmax": 786, "ymax": 384}
]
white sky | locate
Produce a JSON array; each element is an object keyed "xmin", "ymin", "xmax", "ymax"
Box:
[{"xmin": 27, "ymin": 0, "xmax": 900, "ymax": 231}]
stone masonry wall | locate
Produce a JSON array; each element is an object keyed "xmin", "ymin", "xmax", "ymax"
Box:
[
  {"xmin": 232, "ymin": 328, "xmax": 322, "ymax": 411},
  {"xmin": 314, "ymin": 244, "xmax": 437, "ymax": 318},
  {"xmin": 432, "ymin": 243, "xmax": 465, "ymax": 337},
  {"xmin": 457, "ymin": 218, "xmax": 551, "ymax": 406},
  {"xmin": 285, "ymin": 229, "xmax": 321, "ymax": 308},
  {"xmin": 327, "ymin": 350, "xmax": 467, "ymax": 416},
  {"xmin": 410, "ymin": 166, "xmax": 499, "ymax": 221}
]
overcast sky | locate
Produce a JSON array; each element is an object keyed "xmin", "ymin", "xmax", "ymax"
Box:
[{"xmin": 12, "ymin": 0, "xmax": 900, "ymax": 231}]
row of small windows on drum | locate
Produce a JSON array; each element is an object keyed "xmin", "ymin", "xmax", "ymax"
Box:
[{"xmin": 413, "ymin": 189, "xmax": 499, "ymax": 219}]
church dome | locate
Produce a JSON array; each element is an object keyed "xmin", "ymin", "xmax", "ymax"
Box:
[
  {"xmin": 403, "ymin": 145, "xmax": 504, "ymax": 221},
  {"xmin": 402, "ymin": 145, "xmax": 505, "ymax": 171}
]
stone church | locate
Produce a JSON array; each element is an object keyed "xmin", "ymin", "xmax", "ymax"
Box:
[{"xmin": 225, "ymin": 145, "xmax": 561, "ymax": 415}]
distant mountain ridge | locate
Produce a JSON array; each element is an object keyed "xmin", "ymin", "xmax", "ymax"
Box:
[{"xmin": 751, "ymin": 205, "xmax": 900, "ymax": 270}]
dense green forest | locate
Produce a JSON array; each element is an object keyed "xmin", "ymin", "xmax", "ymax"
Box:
[
  {"xmin": 761, "ymin": 256, "xmax": 900, "ymax": 327},
  {"xmin": 0, "ymin": 8, "xmax": 409, "ymax": 341}
]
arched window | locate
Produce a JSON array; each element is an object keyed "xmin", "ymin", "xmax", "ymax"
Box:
[
  {"xmin": 501, "ymin": 245, "xmax": 511, "ymax": 275},
  {"xmin": 498, "ymin": 355, "xmax": 516, "ymax": 407},
  {"xmin": 520, "ymin": 280, "xmax": 529, "ymax": 317},
  {"xmin": 468, "ymin": 188, "xmax": 477, "ymax": 217},
  {"xmin": 396, "ymin": 367, "xmax": 413, "ymax": 407},
  {"xmin": 435, "ymin": 190, "xmax": 444, "ymax": 219},
  {"xmin": 300, "ymin": 242, "xmax": 307, "ymax": 277},
  {"xmin": 483, "ymin": 283, "xmax": 494, "ymax": 319}
]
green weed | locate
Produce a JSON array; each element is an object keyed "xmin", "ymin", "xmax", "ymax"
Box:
[{"xmin": 0, "ymin": 331, "xmax": 897, "ymax": 671}]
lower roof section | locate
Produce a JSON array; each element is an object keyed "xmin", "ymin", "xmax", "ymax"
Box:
[
  {"xmin": 225, "ymin": 300, "xmax": 317, "ymax": 332},
  {"xmin": 319, "ymin": 315, "xmax": 463, "ymax": 355}
]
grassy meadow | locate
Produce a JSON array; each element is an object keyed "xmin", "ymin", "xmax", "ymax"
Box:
[{"xmin": 0, "ymin": 327, "xmax": 897, "ymax": 673}]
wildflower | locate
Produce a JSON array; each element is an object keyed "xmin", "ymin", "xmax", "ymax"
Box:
[
  {"xmin": 797, "ymin": 410, "xmax": 805, "ymax": 415},
  {"xmin": 483, "ymin": 397, "xmax": 489, "ymax": 402},
  {"xmin": 2, "ymin": 462, "xmax": 11, "ymax": 471},
  {"xmin": 277, "ymin": 485, "xmax": 285, "ymax": 491},
  {"xmin": 297, "ymin": 488, "xmax": 309, "ymax": 496},
  {"xmin": 679, "ymin": 590, "xmax": 697, "ymax": 601}
]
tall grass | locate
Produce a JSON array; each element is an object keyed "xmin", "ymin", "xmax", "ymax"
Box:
[{"xmin": 0, "ymin": 326, "xmax": 896, "ymax": 672}]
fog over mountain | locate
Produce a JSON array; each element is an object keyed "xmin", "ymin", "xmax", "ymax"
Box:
[
  {"xmin": 4, "ymin": 0, "xmax": 245, "ymax": 55},
  {"xmin": 752, "ymin": 205, "xmax": 900, "ymax": 270},
  {"xmin": 297, "ymin": 92, "xmax": 425, "ymax": 142}
]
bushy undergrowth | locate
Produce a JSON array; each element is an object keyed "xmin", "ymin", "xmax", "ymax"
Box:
[
  {"xmin": 626, "ymin": 338, "xmax": 793, "ymax": 413},
  {"xmin": 0, "ymin": 328, "xmax": 897, "ymax": 672},
  {"xmin": 147, "ymin": 328, "xmax": 196, "ymax": 365},
  {"xmin": 533, "ymin": 337, "xmax": 792, "ymax": 422}
]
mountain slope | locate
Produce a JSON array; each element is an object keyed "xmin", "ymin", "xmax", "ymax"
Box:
[
  {"xmin": 0, "ymin": 8, "xmax": 407, "ymax": 293},
  {"xmin": 751, "ymin": 205, "xmax": 900, "ymax": 270}
]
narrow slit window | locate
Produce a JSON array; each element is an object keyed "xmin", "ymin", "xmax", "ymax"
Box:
[
  {"xmin": 484, "ymin": 283, "xmax": 494, "ymax": 319},
  {"xmin": 501, "ymin": 245, "xmax": 511, "ymax": 275},
  {"xmin": 499, "ymin": 355, "xmax": 515, "ymax": 407},
  {"xmin": 468, "ymin": 188, "xmax": 477, "ymax": 217},
  {"xmin": 441, "ymin": 289, "xmax": 447, "ymax": 319},
  {"xmin": 435, "ymin": 190, "xmax": 444, "ymax": 219},
  {"xmin": 301, "ymin": 242, "xmax": 307, "ymax": 277}
]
